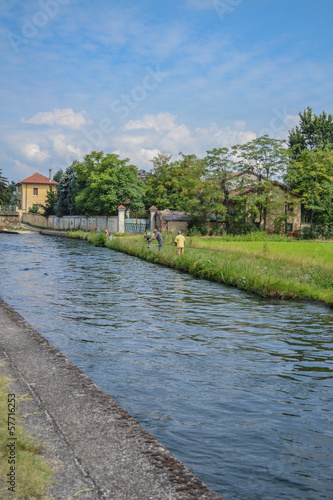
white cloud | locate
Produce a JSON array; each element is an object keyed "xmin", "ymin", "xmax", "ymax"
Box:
[
  {"xmin": 21, "ymin": 143, "xmax": 49, "ymax": 162},
  {"xmin": 13, "ymin": 160, "xmax": 35, "ymax": 177},
  {"xmin": 50, "ymin": 133, "xmax": 82, "ymax": 158},
  {"xmin": 22, "ymin": 108, "xmax": 89, "ymax": 130},
  {"xmin": 123, "ymin": 112, "xmax": 176, "ymax": 133},
  {"xmin": 117, "ymin": 112, "xmax": 257, "ymax": 168}
]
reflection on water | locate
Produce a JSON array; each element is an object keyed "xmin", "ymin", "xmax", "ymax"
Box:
[{"xmin": 1, "ymin": 233, "xmax": 333, "ymax": 499}]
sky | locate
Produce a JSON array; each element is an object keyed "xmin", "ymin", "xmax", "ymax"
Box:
[{"xmin": 1, "ymin": 0, "xmax": 333, "ymax": 182}]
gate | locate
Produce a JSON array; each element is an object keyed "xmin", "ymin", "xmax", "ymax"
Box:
[{"xmin": 124, "ymin": 218, "xmax": 149, "ymax": 233}]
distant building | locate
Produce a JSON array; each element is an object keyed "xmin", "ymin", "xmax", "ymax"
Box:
[
  {"xmin": 137, "ymin": 169, "xmax": 148, "ymax": 181},
  {"xmin": 16, "ymin": 170, "xmax": 58, "ymax": 218}
]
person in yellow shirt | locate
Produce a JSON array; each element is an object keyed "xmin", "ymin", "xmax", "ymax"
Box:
[{"xmin": 174, "ymin": 230, "xmax": 186, "ymax": 256}]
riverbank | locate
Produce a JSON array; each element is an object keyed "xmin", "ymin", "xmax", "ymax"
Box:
[
  {"xmin": 0, "ymin": 298, "xmax": 221, "ymax": 499},
  {"xmin": 67, "ymin": 231, "xmax": 333, "ymax": 307}
]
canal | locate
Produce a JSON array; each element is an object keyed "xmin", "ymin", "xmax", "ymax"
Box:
[{"xmin": 0, "ymin": 232, "xmax": 332, "ymax": 499}]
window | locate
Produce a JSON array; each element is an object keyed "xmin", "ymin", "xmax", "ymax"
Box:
[
  {"xmin": 33, "ymin": 188, "xmax": 38, "ymax": 196},
  {"xmin": 286, "ymin": 223, "xmax": 293, "ymax": 233},
  {"xmin": 285, "ymin": 202, "xmax": 294, "ymax": 213}
]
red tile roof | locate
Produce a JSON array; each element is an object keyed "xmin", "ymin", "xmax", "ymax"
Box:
[{"xmin": 18, "ymin": 173, "xmax": 58, "ymax": 185}]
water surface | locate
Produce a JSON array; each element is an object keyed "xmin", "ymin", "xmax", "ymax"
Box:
[{"xmin": 1, "ymin": 233, "xmax": 332, "ymax": 499}]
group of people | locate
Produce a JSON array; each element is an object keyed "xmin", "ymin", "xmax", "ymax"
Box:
[
  {"xmin": 145, "ymin": 229, "xmax": 186, "ymax": 256},
  {"xmin": 100, "ymin": 226, "xmax": 186, "ymax": 255}
]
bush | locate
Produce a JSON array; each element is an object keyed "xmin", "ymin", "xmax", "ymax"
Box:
[{"xmin": 302, "ymin": 225, "xmax": 333, "ymax": 239}]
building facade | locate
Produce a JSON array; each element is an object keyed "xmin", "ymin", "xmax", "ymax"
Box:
[{"xmin": 17, "ymin": 171, "xmax": 57, "ymax": 218}]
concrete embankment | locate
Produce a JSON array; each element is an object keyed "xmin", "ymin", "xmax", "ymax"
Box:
[{"xmin": 0, "ymin": 298, "xmax": 222, "ymax": 499}]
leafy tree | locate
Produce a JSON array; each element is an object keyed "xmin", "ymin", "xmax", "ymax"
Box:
[
  {"xmin": 74, "ymin": 151, "xmax": 144, "ymax": 216},
  {"xmin": 0, "ymin": 168, "xmax": 10, "ymax": 205},
  {"xmin": 144, "ymin": 153, "xmax": 182, "ymax": 210},
  {"xmin": 6, "ymin": 181, "xmax": 17, "ymax": 206},
  {"xmin": 145, "ymin": 152, "xmax": 225, "ymax": 229},
  {"xmin": 176, "ymin": 153, "xmax": 225, "ymax": 227},
  {"xmin": 288, "ymin": 107, "xmax": 333, "ymax": 159},
  {"xmin": 54, "ymin": 163, "xmax": 78, "ymax": 217},
  {"xmin": 232, "ymin": 136, "xmax": 290, "ymax": 231},
  {"xmin": 53, "ymin": 169, "xmax": 64, "ymax": 183},
  {"xmin": 28, "ymin": 205, "xmax": 41, "ymax": 214},
  {"xmin": 42, "ymin": 187, "xmax": 57, "ymax": 217},
  {"xmin": 204, "ymin": 147, "xmax": 235, "ymax": 232},
  {"xmin": 287, "ymin": 148, "xmax": 333, "ymax": 226}
]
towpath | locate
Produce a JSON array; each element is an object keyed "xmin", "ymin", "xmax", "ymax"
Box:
[{"xmin": 0, "ymin": 298, "xmax": 222, "ymax": 500}]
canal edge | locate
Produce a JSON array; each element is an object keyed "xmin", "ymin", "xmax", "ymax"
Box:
[{"xmin": 0, "ymin": 298, "xmax": 222, "ymax": 499}]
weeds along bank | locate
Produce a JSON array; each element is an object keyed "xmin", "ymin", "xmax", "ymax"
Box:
[
  {"xmin": 0, "ymin": 375, "xmax": 51, "ymax": 498},
  {"xmin": 68, "ymin": 231, "xmax": 333, "ymax": 307}
]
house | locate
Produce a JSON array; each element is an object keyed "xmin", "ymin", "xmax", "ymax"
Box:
[
  {"xmin": 16, "ymin": 170, "xmax": 58, "ymax": 218},
  {"xmin": 227, "ymin": 171, "xmax": 302, "ymax": 234}
]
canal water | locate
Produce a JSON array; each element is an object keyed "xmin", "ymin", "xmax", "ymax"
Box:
[{"xmin": 1, "ymin": 232, "xmax": 332, "ymax": 499}]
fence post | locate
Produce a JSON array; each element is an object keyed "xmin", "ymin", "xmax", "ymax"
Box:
[
  {"xmin": 149, "ymin": 206, "xmax": 157, "ymax": 232},
  {"xmin": 118, "ymin": 205, "xmax": 126, "ymax": 233}
]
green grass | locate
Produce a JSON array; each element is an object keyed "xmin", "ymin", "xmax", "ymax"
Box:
[
  {"xmin": 0, "ymin": 374, "xmax": 52, "ymax": 499},
  {"xmin": 67, "ymin": 231, "xmax": 333, "ymax": 307}
]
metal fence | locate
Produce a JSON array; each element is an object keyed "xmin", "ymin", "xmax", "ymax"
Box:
[
  {"xmin": 124, "ymin": 218, "xmax": 149, "ymax": 233},
  {"xmin": 0, "ymin": 206, "xmax": 17, "ymax": 213}
]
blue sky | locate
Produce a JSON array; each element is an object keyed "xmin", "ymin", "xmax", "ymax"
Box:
[{"xmin": 1, "ymin": 0, "xmax": 333, "ymax": 182}]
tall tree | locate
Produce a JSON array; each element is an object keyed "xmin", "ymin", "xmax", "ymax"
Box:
[
  {"xmin": 53, "ymin": 169, "xmax": 64, "ymax": 183},
  {"xmin": 42, "ymin": 187, "xmax": 57, "ymax": 217},
  {"xmin": 145, "ymin": 152, "xmax": 225, "ymax": 227},
  {"xmin": 204, "ymin": 147, "xmax": 234, "ymax": 232},
  {"xmin": 287, "ymin": 148, "xmax": 333, "ymax": 226},
  {"xmin": 232, "ymin": 136, "xmax": 290, "ymax": 231},
  {"xmin": 0, "ymin": 168, "xmax": 10, "ymax": 205},
  {"xmin": 74, "ymin": 151, "xmax": 144, "ymax": 216},
  {"xmin": 144, "ymin": 153, "xmax": 182, "ymax": 210},
  {"xmin": 288, "ymin": 107, "xmax": 333, "ymax": 159},
  {"xmin": 54, "ymin": 163, "xmax": 78, "ymax": 217}
]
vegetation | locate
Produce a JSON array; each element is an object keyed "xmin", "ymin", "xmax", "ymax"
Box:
[
  {"xmin": 54, "ymin": 163, "xmax": 78, "ymax": 217},
  {"xmin": 0, "ymin": 374, "xmax": 52, "ymax": 499},
  {"xmin": 68, "ymin": 231, "xmax": 333, "ymax": 307},
  {"xmin": 4, "ymin": 105, "xmax": 332, "ymax": 237},
  {"xmin": 0, "ymin": 169, "xmax": 10, "ymax": 206},
  {"xmin": 41, "ymin": 187, "xmax": 57, "ymax": 217},
  {"xmin": 288, "ymin": 107, "xmax": 333, "ymax": 159},
  {"xmin": 287, "ymin": 148, "xmax": 333, "ymax": 227},
  {"xmin": 74, "ymin": 151, "xmax": 145, "ymax": 216}
]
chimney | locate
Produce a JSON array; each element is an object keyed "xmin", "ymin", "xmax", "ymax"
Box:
[{"xmin": 49, "ymin": 169, "xmax": 52, "ymax": 181}]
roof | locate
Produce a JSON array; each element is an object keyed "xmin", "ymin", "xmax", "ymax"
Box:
[
  {"xmin": 18, "ymin": 173, "xmax": 58, "ymax": 185},
  {"xmin": 163, "ymin": 214, "xmax": 188, "ymax": 222}
]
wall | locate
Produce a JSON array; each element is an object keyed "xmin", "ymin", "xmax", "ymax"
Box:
[
  {"xmin": 263, "ymin": 188, "xmax": 301, "ymax": 234},
  {"xmin": 22, "ymin": 213, "xmax": 48, "ymax": 227},
  {"xmin": 0, "ymin": 214, "xmax": 20, "ymax": 227},
  {"xmin": 36, "ymin": 214, "xmax": 119, "ymax": 233}
]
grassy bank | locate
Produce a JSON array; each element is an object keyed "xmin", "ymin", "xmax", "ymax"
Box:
[
  {"xmin": 68, "ymin": 231, "xmax": 333, "ymax": 307},
  {"xmin": 0, "ymin": 374, "xmax": 52, "ymax": 499}
]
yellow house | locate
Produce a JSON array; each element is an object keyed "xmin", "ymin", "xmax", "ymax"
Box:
[{"xmin": 17, "ymin": 171, "xmax": 58, "ymax": 219}]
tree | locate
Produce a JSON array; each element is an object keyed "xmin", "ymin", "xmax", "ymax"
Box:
[
  {"xmin": 232, "ymin": 136, "xmax": 290, "ymax": 231},
  {"xmin": 42, "ymin": 187, "xmax": 57, "ymax": 217},
  {"xmin": 0, "ymin": 168, "xmax": 10, "ymax": 205},
  {"xmin": 74, "ymin": 151, "xmax": 144, "ymax": 216},
  {"xmin": 144, "ymin": 153, "xmax": 182, "ymax": 210},
  {"xmin": 288, "ymin": 107, "xmax": 333, "ymax": 159},
  {"xmin": 53, "ymin": 169, "xmax": 64, "ymax": 183},
  {"xmin": 287, "ymin": 148, "xmax": 333, "ymax": 226},
  {"xmin": 204, "ymin": 147, "xmax": 234, "ymax": 232},
  {"xmin": 6, "ymin": 181, "xmax": 17, "ymax": 206},
  {"xmin": 54, "ymin": 163, "xmax": 78, "ymax": 217},
  {"xmin": 145, "ymin": 152, "xmax": 225, "ymax": 230}
]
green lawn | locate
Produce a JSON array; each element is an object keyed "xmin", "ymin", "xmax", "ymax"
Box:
[{"xmin": 68, "ymin": 231, "xmax": 333, "ymax": 307}]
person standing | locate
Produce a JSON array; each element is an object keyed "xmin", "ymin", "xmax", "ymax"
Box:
[
  {"xmin": 152, "ymin": 229, "xmax": 163, "ymax": 251},
  {"xmin": 174, "ymin": 230, "xmax": 186, "ymax": 256}
]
